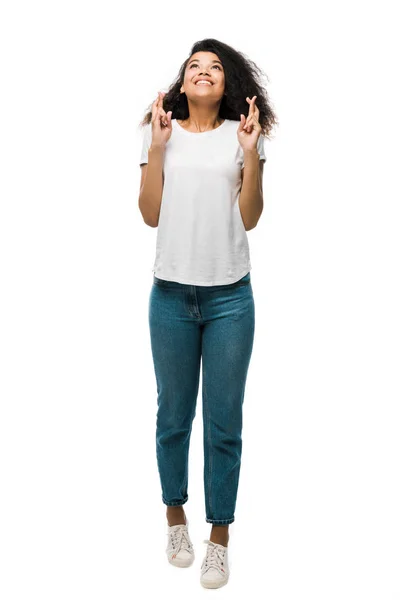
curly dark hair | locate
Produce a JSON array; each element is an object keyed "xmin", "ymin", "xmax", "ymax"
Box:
[{"xmin": 139, "ymin": 38, "xmax": 278, "ymax": 139}]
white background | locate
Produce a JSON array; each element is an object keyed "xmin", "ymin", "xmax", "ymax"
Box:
[{"xmin": 1, "ymin": 1, "xmax": 399, "ymax": 599}]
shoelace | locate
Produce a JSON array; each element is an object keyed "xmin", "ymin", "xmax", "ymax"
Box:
[
  {"xmin": 168, "ymin": 525, "xmax": 193, "ymax": 557},
  {"xmin": 201, "ymin": 540, "xmax": 227, "ymax": 575}
]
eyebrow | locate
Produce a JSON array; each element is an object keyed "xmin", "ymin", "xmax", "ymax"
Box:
[{"xmin": 188, "ymin": 59, "xmax": 223, "ymax": 67}]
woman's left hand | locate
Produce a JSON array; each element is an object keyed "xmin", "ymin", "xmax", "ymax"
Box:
[{"xmin": 237, "ymin": 96, "xmax": 261, "ymax": 151}]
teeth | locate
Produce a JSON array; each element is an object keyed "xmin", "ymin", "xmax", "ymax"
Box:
[{"xmin": 196, "ymin": 81, "xmax": 212, "ymax": 85}]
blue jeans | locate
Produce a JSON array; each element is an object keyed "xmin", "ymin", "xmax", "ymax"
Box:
[{"xmin": 148, "ymin": 271, "xmax": 255, "ymax": 525}]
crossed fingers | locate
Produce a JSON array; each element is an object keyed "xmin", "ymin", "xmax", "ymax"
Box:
[
  {"xmin": 243, "ymin": 96, "xmax": 260, "ymax": 132},
  {"xmin": 155, "ymin": 91, "xmax": 168, "ymax": 126}
]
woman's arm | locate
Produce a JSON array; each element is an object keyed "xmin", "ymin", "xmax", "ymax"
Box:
[
  {"xmin": 138, "ymin": 144, "xmax": 165, "ymax": 228},
  {"xmin": 239, "ymin": 149, "xmax": 264, "ymax": 231}
]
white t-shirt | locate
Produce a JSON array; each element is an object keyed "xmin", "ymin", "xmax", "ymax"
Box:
[{"xmin": 139, "ymin": 118, "xmax": 266, "ymax": 286}]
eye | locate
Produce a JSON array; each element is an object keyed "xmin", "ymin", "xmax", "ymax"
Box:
[{"xmin": 189, "ymin": 64, "xmax": 222, "ymax": 70}]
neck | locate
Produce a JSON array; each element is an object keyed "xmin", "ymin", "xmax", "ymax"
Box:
[{"xmin": 181, "ymin": 106, "xmax": 223, "ymax": 132}]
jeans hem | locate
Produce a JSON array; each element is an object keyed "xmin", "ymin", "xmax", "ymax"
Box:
[
  {"xmin": 206, "ymin": 517, "xmax": 235, "ymax": 525},
  {"xmin": 162, "ymin": 497, "xmax": 188, "ymax": 507}
]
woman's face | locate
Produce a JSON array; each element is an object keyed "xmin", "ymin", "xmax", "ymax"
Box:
[{"xmin": 181, "ymin": 51, "xmax": 225, "ymax": 103}]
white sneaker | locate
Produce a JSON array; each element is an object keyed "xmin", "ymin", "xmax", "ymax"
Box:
[
  {"xmin": 200, "ymin": 539, "xmax": 230, "ymax": 588},
  {"xmin": 166, "ymin": 517, "xmax": 195, "ymax": 568}
]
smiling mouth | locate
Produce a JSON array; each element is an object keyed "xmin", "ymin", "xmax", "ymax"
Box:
[{"xmin": 194, "ymin": 81, "xmax": 213, "ymax": 86}]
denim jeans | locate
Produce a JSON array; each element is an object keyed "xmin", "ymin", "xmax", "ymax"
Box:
[{"xmin": 148, "ymin": 271, "xmax": 255, "ymax": 525}]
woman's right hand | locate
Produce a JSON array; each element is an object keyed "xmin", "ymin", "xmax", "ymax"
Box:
[{"xmin": 151, "ymin": 92, "xmax": 172, "ymax": 147}]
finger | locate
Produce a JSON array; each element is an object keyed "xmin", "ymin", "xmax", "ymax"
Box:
[
  {"xmin": 154, "ymin": 91, "xmax": 163, "ymax": 111},
  {"xmin": 246, "ymin": 96, "xmax": 257, "ymax": 117},
  {"xmin": 158, "ymin": 91, "xmax": 166, "ymax": 109},
  {"xmin": 160, "ymin": 110, "xmax": 172, "ymax": 128},
  {"xmin": 152, "ymin": 96, "xmax": 165, "ymax": 128},
  {"xmin": 246, "ymin": 118, "xmax": 260, "ymax": 133},
  {"xmin": 152, "ymin": 95, "xmax": 161, "ymax": 121},
  {"xmin": 243, "ymin": 114, "xmax": 252, "ymax": 130},
  {"xmin": 160, "ymin": 110, "xmax": 169, "ymax": 127},
  {"xmin": 160, "ymin": 107, "xmax": 170, "ymax": 126},
  {"xmin": 244, "ymin": 97, "xmax": 255, "ymax": 130},
  {"xmin": 151, "ymin": 96, "xmax": 158, "ymax": 114},
  {"xmin": 238, "ymin": 113, "xmax": 247, "ymax": 133},
  {"xmin": 253, "ymin": 96, "xmax": 260, "ymax": 119},
  {"xmin": 156, "ymin": 92, "xmax": 168, "ymax": 125},
  {"xmin": 243, "ymin": 114, "xmax": 255, "ymax": 132},
  {"xmin": 162, "ymin": 110, "xmax": 172, "ymax": 128}
]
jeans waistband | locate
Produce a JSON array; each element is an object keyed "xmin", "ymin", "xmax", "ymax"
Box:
[{"xmin": 153, "ymin": 271, "xmax": 251, "ymax": 290}]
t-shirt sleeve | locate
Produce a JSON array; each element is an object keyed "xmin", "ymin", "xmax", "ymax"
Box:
[
  {"xmin": 257, "ymin": 133, "xmax": 266, "ymax": 162},
  {"xmin": 139, "ymin": 123, "xmax": 152, "ymax": 166},
  {"xmin": 239, "ymin": 133, "xmax": 267, "ymax": 169}
]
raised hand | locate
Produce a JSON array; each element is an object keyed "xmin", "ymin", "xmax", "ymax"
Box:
[
  {"xmin": 151, "ymin": 91, "xmax": 173, "ymax": 147},
  {"xmin": 237, "ymin": 95, "xmax": 262, "ymax": 152}
]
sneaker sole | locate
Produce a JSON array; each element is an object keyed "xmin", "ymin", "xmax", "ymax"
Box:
[{"xmin": 200, "ymin": 576, "xmax": 229, "ymax": 589}]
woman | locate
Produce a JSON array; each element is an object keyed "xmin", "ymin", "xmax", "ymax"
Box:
[{"xmin": 138, "ymin": 38, "xmax": 277, "ymax": 589}]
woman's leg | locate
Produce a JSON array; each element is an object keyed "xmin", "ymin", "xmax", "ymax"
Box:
[
  {"xmin": 148, "ymin": 279, "xmax": 202, "ymax": 513},
  {"xmin": 199, "ymin": 278, "xmax": 255, "ymax": 538}
]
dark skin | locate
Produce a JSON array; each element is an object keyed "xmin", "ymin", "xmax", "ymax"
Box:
[{"xmin": 167, "ymin": 506, "xmax": 229, "ymax": 547}]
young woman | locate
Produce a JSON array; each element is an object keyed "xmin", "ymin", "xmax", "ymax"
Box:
[{"xmin": 138, "ymin": 38, "xmax": 277, "ymax": 589}]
